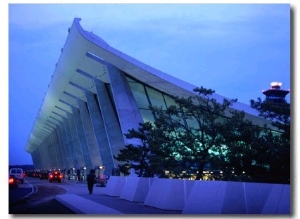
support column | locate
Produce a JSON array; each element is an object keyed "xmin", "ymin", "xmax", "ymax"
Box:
[
  {"xmin": 58, "ymin": 121, "xmax": 75, "ymax": 168},
  {"xmin": 55, "ymin": 126, "xmax": 71, "ymax": 170},
  {"xmin": 32, "ymin": 149, "xmax": 42, "ymax": 170},
  {"xmin": 77, "ymin": 99, "xmax": 102, "ymax": 168},
  {"xmin": 71, "ymin": 106, "xmax": 94, "ymax": 170},
  {"xmin": 47, "ymin": 134, "xmax": 59, "ymax": 169},
  {"xmin": 39, "ymin": 142, "xmax": 51, "ymax": 170},
  {"xmin": 45, "ymin": 142, "xmax": 53, "ymax": 169},
  {"xmin": 66, "ymin": 111, "xmax": 86, "ymax": 168},
  {"xmin": 107, "ymin": 65, "xmax": 144, "ymax": 146},
  {"xmin": 53, "ymin": 129, "xmax": 67, "ymax": 169},
  {"xmin": 94, "ymin": 79, "xmax": 125, "ymax": 169},
  {"xmin": 61, "ymin": 117, "xmax": 78, "ymax": 168},
  {"xmin": 85, "ymin": 90, "xmax": 114, "ymax": 175},
  {"xmin": 48, "ymin": 137, "xmax": 59, "ymax": 169},
  {"xmin": 31, "ymin": 151, "xmax": 40, "ymax": 169}
]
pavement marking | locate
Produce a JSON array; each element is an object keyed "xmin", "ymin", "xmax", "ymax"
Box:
[{"xmin": 18, "ymin": 180, "xmax": 36, "ymax": 199}]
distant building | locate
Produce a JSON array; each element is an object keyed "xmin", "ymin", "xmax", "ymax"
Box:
[{"xmin": 262, "ymin": 82, "xmax": 290, "ymax": 103}]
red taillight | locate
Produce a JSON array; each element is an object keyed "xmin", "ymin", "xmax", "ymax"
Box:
[
  {"xmin": 59, "ymin": 175, "xmax": 63, "ymax": 179},
  {"xmin": 49, "ymin": 174, "xmax": 53, "ymax": 178},
  {"xmin": 9, "ymin": 178, "xmax": 14, "ymax": 184}
]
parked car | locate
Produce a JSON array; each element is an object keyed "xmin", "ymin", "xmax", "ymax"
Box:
[
  {"xmin": 9, "ymin": 174, "xmax": 19, "ymax": 188},
  {"xmin": 9, "ymin": 168, "xmax": 25, "ymax": 184},
  {"xmin": 39, "ymin": 171, "xmax": 49, "ymax": 180},
  {"xmin": 48, "ymin": 171, "xmax": 63, "ymax": 183},
  {"xmin": 24, "ymin": 170, "xmax": 38, "ymax": 178},
  {"xmin": 95, "ymin": 174, "xmax": 109, "ymax": 187}
]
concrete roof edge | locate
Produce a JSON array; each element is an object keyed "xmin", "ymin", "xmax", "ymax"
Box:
[{"xmin": 74, "ymin": 18, "xmax": 260, "ymax": 116}]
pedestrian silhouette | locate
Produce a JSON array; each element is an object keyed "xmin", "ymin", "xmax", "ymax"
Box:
[{"xmin": 87, "ymin": 169, "xmax": 96, "ymax": 194}]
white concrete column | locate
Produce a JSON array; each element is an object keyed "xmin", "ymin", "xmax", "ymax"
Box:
[
  {"xmin": 47, "ymin": 134, "xmax": 59, "ymax": 169},
  {"xmin": 54, "ymin": 125, "xmax": 72, "ymax": 169},
  {"xmin": 77, "ymin": 99, "xmax": 102, "ymax": 168},
  {"xmin": 107, "ymin": 64, "xmax": 144, "ymax": 146},
  {"xmin": 85, "ymin": 90, "xmax": 114, "ymax": 175},
  {"xmin": 60, "ymin": 117, "xmax": 78, "ymax": 168},
  {"xmin": 52, "ymin": 129, "xmax": 67, "ymax": 169},
  {"xmin": 65, "ymin": 111, "xmax": 86, "ymax": 168},
  {"xmin": 71, "ymin": 106, "xmax": 94, "ymax": 170},
  {"xmin": 94, "ymin": 79, "xmax": 126, "ymax": 171}
]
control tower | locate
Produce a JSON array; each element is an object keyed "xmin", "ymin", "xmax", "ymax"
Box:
[{"xmin": 262, "ymin": 82, "xmax": 290, "ymax": 103}]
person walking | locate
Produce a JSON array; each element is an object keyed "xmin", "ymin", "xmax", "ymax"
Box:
[{"xmin": 87, "ymin": 169, "xmax": 96, "ymax": 194}]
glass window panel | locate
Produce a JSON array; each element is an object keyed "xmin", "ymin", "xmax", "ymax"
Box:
[
  {"xmin": 139, "ymin": 109, "xmax": 155, "ymax": 123},
  {"xmin": 163, "ymin": 94, "xmax": 178, "ymax": 108},
  {"xmin": 127, "ymin": 81, "xmax": 150, "ymax": 109},
  {"xmin": 145, "ymin": 86, "xmax": 166, "ymax": 109},
  {"xmin": 126, "ymin": 77, "xmax": 136, "ymax": 83}
]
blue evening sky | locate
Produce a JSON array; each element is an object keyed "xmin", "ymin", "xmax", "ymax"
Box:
[{"xmin": 5, "ymin": 3, "xmax": 291, "ymax": 166}]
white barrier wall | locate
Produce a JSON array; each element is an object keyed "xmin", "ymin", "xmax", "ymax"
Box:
[
  {"xmin": 104, "ymin": 176, "xmax": 127, "ymax": 196},
  {"xmin": 182, "ymin": 181, "xmax": 290, "ymax": 214},
  {"xmin": 120, "ymin": 177, "xmax": 154, "ymax": 202},
  {"xmin": 103, "ymin": 176, "xmax": 290, "ymax": 214},
  {"xmin": 143, "ymin": 178, "xmax": 195, "ymax": 211},
  {"xmin": 261, "ymin": 183, "xmax": 290, "ymax": 214}
]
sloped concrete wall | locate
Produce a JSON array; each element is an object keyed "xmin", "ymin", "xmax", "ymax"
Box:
[
  {"xmin": 182, "ymin": 180, "xmax": 227, "ymax": 214},
  {"xmin": 144, "ymin": 178, "xmax": 195, "ymax": 210},
  {"xmin": 103, "ymin": 176, "xmax": 290, "ymax": 214},
  {"xmin": 120, "ymin": 177, "xmax": 154, "ymax": 203},
  {"xmin": 261, "ymin": 183, "xmax": 290, "ymax": 214},
  {"xmin": 182, "ymin": 181, "xmax": 290, "ymax": 214},
  {"xmin": 104, "ymin": 176, "xmax": 127, "ymax": 196}
]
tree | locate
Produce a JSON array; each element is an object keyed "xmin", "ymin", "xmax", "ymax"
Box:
[
  {"xmin": 149, "ymin": 106, "xmax": 191, "ymax": 178},
  {"xmin": 114, "ymin": 120, "xmax": 182, "ymax": 178},
  {"xmin": 250, "ymin": 98, "xmax": 290, "ymax": 139},
  {"xmin": 151, "ymin": 87, "xmax": 282, "ymax": 182},
  {"xmin": 113, "ymin": 122, "xmax": 154, "ymax": 177},
  {"xmin": 250, "ymin": 98, "xmax": 290, "ymax": 183},
  {"xmin": 113, "ymin": 86, "xmax": 289, "ymax": 183},
  {"xmin": 151, "ymin": 87, "xmax": 238, "ymax": 180},
  {"xmin": 219, "ymin": 110, "xmax": 269, "ymax": 182}
]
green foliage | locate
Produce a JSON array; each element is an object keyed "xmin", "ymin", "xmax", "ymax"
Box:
[
  {"xmin": 114, "ymin": 86, "xmax": 290, "ymax": 184},
  {"xmin": 250, "ymin": 98, "xmax": 290, "ymax": 140},
  {"xmin": 250, "ymin": 98, "xmax": 290, "ymax": 183},
  {"xmin": 150, "ymin": 86, "xmax": 239, "ymax": 179},
  {"xmin": 113, "ymin": 122, "xmax": 154, "ymax": 177}
]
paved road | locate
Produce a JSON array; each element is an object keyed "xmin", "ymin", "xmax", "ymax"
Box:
[
  {"xmin": 9, "ymin": 178, "xmax": 76, "ymax": 214},
  {"xmin": 9, "ymin": 177, "xmax": 181, "ymax": 215}
]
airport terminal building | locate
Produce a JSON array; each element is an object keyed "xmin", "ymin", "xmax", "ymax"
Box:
[{"xmin": 25, "ymin": 18, "xmax": 269, "ymax": 177}]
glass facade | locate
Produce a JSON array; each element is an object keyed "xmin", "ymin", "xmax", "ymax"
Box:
[
  {"xmin": 127, "ymin": 76, "xmax": 177, "ymax": 123},
  {"xmin": 127, "ymin": 75, "xmax": 201, "ymax": 129}
]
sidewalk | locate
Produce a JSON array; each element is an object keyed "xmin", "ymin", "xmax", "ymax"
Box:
[{"xmin": 55, "ymin": 180, "xmax": 181, "ymax": 214}]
